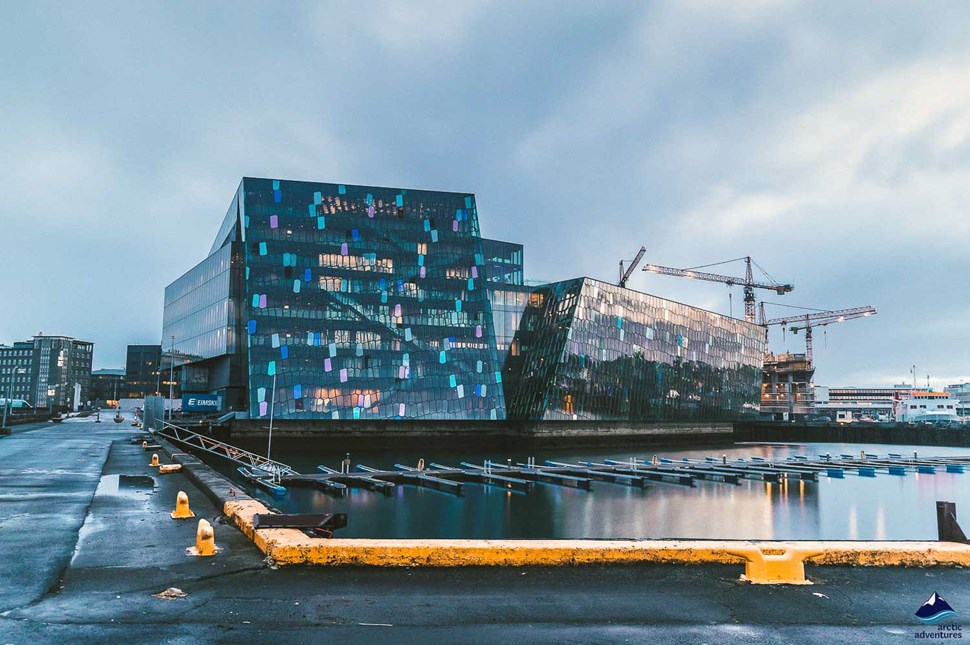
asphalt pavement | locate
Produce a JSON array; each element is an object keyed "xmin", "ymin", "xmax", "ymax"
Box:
[{"xmin": 1, "ymin": 415, "xmax": 967, "ymax": 644}]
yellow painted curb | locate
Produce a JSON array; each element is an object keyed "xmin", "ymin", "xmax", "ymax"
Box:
[{"xmin": 221, "ymin": 499, "xmax": 970, "ymax": 568}]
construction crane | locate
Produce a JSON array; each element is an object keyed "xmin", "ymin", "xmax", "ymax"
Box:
[
  {"xmin": 761, "ymin": 305, "xmax": 877, "ymax": 363},
  {"xmin": 618, "ymin": 246, "xmax": 646, "ymax": 288},
  {"xmin": 641, "ymin": 256, "xmax": 793, "ymax": 323}
]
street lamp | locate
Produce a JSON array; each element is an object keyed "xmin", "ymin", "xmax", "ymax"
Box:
[
  {"xmin": 168, "ymin": 335, "xmax": 175, "ymax": 421},
  {"xmin": 2, "ymin": 367, "xmax": 27, "ymax": 431}
]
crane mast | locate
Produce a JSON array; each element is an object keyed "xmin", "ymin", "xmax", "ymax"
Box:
[{"xmin": 641, "ymin": 256, "xmax": 793, "ymax": 323}]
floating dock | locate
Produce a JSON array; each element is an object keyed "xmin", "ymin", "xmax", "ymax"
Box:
[
  {"xmin": 278, "ymin": 452, "xmax": 970, "ymax": 498},
  {"xmin": 150, "ymin": 424, "xmax": 970, "ymax": 499}
]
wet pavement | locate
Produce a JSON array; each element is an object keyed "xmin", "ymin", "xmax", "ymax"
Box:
[{"xmin": 1, "ymin": 415, "xmax": 968, "ymax": 643}]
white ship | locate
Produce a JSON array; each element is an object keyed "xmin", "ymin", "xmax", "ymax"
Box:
[{"xmin": 894, "ymin": 391, "xmax": 959, "ymax": 424}]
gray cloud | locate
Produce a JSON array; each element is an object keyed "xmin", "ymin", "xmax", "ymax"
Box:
[{"xmin": 0, "ymin": 1, "xmax": 967, "ymax": 389}]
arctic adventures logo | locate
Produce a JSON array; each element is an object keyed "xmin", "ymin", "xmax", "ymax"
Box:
[{"xmin": 914, "ymin": 592, "xmax": 962, "ymax": 640}]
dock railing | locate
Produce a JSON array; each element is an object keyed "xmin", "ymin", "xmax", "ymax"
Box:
[{"xmin": 155, "ymin": 421, "xmax": 298, "ymax": 483}]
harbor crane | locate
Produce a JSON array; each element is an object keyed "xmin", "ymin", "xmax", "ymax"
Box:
[
  {"xmin": 759, "ymin": 304, "xmax": 877, "ymax": 363},
  {"xmin": 641, "ymin": 256, "xmax": 793, "ymax": 323},
  {"xmin": 618, "ymin": 246, "xmax": 646, "ymax": 288}
]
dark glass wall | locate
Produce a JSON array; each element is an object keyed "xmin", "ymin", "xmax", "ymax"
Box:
[
  {"xmin": 481, "ymin": 238, "xmax": 523, "ymax": 285},
  {"xmin": 124, "ymin": 344, "xmax": 161, "ymax": 398},
  {"xmin": 241, "ymin": 178, "xmax": 507, "ymax": 420},
  {"xmin": 90, "ymin": 370, "xmax": 125, "ymax": 403},
  {"xmin": 503, "ymin": 278, "xmax": 765, "ymax": 421}
]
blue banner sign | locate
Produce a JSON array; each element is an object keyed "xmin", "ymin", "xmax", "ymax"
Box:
[{"xmin": 182, "ymin": 394, "xmax": 221, "ymax": 412}]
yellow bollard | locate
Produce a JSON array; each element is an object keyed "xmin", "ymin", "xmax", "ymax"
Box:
[
  {"xmin": 725, "ymin": 545, "xmax": 823, "ymax": 584},
  {"xmin": 150, "ymin": 453, "xmax": 160, "ymax": 467},
  {"xmin": 142, "ymin": 441, "xmax": 148, "ymax": 449},
  {"xmin": 171, "ymin": 491, "xmax": 195, "ymax": 519},
  {"xmin": 186, "ymin": 519, "xmax": 219, "ymax": 557}
]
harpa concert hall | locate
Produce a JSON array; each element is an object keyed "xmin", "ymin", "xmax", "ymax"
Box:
[{"xmin": 162, "ymin": 177, "xmax": 764, "ymax": 436}]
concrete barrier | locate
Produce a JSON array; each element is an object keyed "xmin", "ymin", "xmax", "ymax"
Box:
[{"xmin": 222, "ymin": 496, "xmax": 970, "ymax": 569}]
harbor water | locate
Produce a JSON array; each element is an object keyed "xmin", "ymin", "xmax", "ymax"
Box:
[{"xmin": 223, "ymin": 440, "xmax": 970, "ymax": 541}]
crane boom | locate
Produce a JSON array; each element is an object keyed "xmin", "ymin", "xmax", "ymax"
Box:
[
  {"xmin": 641, "ymin": 263, "xmax": 789, "ymax": 290},
  {"xmin": 618, "ymin": 246, "xmax": 646, "ymax": 288},
  {"xmin": 642, "ymin": 256, "xmax": 793, "ymax": 322},
  {"xmin": 763, "ymin": 305, "xmax": 876, "ymax": 363},
  {"xmin": 764, "ymin": 305, "xmax": 876, "ymax": 328}
]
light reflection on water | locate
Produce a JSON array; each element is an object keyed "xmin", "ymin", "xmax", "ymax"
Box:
[{"xmin": 226, "ymin": 441, "xmax": 970, "ymax": 540}]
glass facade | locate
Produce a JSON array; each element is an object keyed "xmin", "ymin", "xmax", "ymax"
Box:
[
  {"xmin": 162, "ymin": 242, "xmax": 240, "ymax": 361},
  {"xmin": 487, "ymin": 285, "xmax": 532, "ymax": 356},
  {"xmin": 502, "ymin": 278, "xmax": 765, "ymax": 421},
  {"xmin": 240, "ymin": 178, "xmax": 506, "ymax": 420},
  {"xmin": 163, "ymin": 177, "xmax": 766, "ymax": 423}
]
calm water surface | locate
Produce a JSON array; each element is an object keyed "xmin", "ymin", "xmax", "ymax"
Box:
[{"xmin": 222, "ymin": 440, "xmax": 970, "ymax": 541}]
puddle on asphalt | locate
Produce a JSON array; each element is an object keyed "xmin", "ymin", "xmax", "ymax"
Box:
[{"xmin": 99, "ymin": 474, "xmax": 156, "ymax": 496}]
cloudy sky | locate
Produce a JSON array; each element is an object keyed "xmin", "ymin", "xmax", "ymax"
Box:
[{"xmin": 1, "ymin": 1, "xmax": 967, "ymax": 389}]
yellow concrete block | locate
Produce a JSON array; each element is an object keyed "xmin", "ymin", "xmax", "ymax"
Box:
[
  {"xmin": 171, "ymin": 491, "xmax": 195, "ymax": 519},
  {"xmin": 158, "ymin": 464, "xmax": 182, "ymax": 475},
  {"xmin": 214, "ymin": 495, "xmax": 970, "ymax": 571},
  {"xmin": 725, "ymin": 545, "xmax": 823, "ymax": 584}
]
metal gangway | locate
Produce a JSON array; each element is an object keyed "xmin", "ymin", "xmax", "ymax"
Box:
[{"xmin": 154, "ymin": 421, "xmax": 298, "ymax": 483}]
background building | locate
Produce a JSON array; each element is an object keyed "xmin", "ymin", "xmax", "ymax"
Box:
[
  {"xmin": 124, "ymin": 344, "xmax": 162, "ymax": 399},
  {"xmin": 163, "ymin": 177, "xmax": 766, "ymax": 424},
  {"xmin": 944, "ymin": 383, "xmax": 970, "ymax": 417},
  {"xmin": 812, "ymin": 386, "xmax": 908, "ymax": 422},
  {"xmin": 0, "ymin": 341, "xmax": 35, "ymax": 406},
  {"xmin": 89, "ymin": 368, "xmax": 126, "ymax": 407},
  {"xmin": 30, "ymin": 334, "xmax": 94, "ymax": 410},
  {"xmin": 810, "ymin": 384, "xmax": 967, "ymax": 423},
  {"xmin": 0, "ymin": 334, "xmax": 94, "ymax": 411}
]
